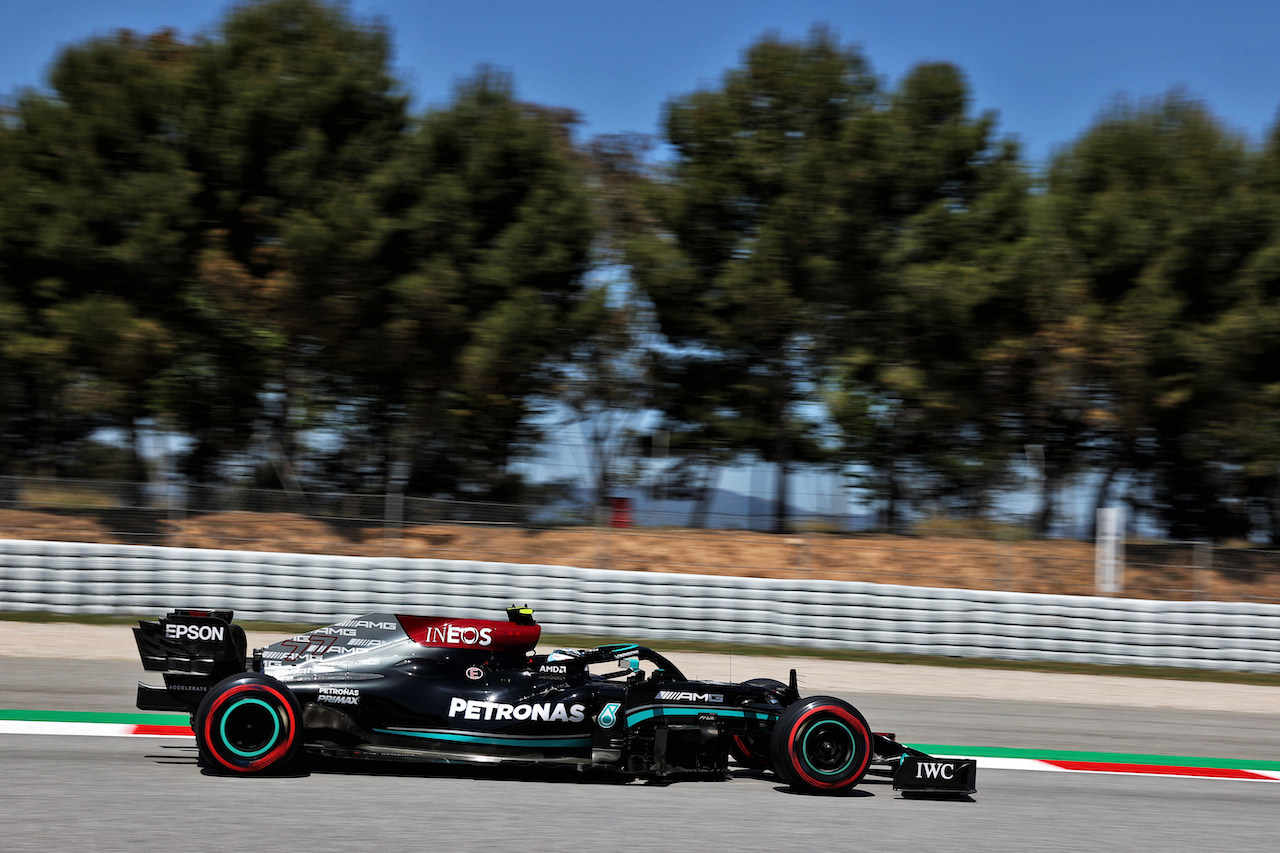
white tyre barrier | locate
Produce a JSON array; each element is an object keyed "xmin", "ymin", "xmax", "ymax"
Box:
[{"xmin": 0, "ymin": 538, "xmax": 1278, "ymax": 672}]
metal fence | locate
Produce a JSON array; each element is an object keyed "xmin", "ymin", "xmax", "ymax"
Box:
[{"xmin": 2, "ymin": 475, "xmax": 1280, "ymax": 604}]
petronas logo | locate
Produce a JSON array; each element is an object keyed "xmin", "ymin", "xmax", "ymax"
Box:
[{"xmin": 597, "ymin": 702, "xmax": 621, "ymax": 728}]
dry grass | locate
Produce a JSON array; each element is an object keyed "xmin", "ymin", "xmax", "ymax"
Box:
[
  {"xmin": 2, "ymin": 508, "xmax": 1278, "ymax": 603},
  {"xmin": 0, "ymin": 509, "xmax": 118, "ymax": 542}
]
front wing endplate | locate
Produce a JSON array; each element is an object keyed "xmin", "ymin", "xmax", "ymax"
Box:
[{"xmin": 893, "ymin": 756, "xmax": 977, "ymax": 795}]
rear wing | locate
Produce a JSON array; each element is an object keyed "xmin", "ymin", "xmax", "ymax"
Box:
[{"xmin": 133, "ymin": 609, "xmax": 248, "ymax": 712}]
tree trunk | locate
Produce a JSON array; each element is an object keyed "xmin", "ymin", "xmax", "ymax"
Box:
[
  {"xmin": 124, "ymin": 413, "xmax": 151, "ymax": 508},
  {"xmin": 772, "ymin": 375, "xmax": 791, "ymax": 534},
  {"xmin": 881, "ymin": 463, "xmax": 897, "ymax": 533},
  {"xmin": 773, "ymin": 454, "xmax": 790, "ymax": 533},
  {"xmin": 1035, "ymin": 470, "xmax": 1055, "ymax": 538},
  {"xmin": 1268, "ymin": 476, "xmax": 1280, "ymax": 549}
]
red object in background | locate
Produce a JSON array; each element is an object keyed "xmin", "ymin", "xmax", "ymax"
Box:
[{"xmin": 609, "ymin": 497, "xmax": 632, "ymax": 528}]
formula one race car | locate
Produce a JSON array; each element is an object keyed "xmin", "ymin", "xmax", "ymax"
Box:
[{"xmin": 134, "ymin": 606, "xmax": 975, "ymax": 797}]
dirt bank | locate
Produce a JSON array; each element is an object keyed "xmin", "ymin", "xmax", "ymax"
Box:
[{"xmin": 2, "ymin": 508, "xmax": 1277, "ymax": 602}]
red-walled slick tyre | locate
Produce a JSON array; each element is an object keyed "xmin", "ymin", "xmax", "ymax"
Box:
[
  {"xmin": 770, "ymin": 696, "xmax": 872, "ymax": 795},
  {"xmin": 194, "ymin": 673, "xmax": 302, "ymax": 775}
]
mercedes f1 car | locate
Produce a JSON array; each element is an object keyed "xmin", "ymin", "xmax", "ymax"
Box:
[{"xmin": 134, "ymin": 606, "xmax": 976, "ymax": 796}]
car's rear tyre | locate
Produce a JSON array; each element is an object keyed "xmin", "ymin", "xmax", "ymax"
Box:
[
  {"xmin": 195, "ymin": 673, "xmax": 302, "ymax": 775},
  {"xmin": 769, "ymin": 696, "xmax": 872, "ymax": 795},
  {"xmin": 730, "ymin": 679, "xmax": 787, "ymax": 769}
]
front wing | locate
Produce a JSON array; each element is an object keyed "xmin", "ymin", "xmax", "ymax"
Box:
[{"xmin": 892, "ymin": 754, "xmax": 978, "ymax": 794}]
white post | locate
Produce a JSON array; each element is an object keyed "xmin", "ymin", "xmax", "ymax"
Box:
[{"xmin": 1095, "ymin": 507, "xmax": 1124, "ymax": 595}]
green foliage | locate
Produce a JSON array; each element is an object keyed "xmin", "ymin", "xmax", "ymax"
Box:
[
  {"xmin": 182, "ymin": 0, "xmax": 409, "ymax": 485},
  {"xmin": 1045, "ymin": 93, "xmax": 1280, "ymax": 539},
  {"xmin": 331, "ymin": 69, "xmax": 596, "ymax": 498},
  {"xmin": 0, "ymin": 2, "xmax": 593, "ymax": 499},
  {"xmin": 825, "ymin": 61, "xmax": 1031, "ymax": 527},
  {"xmin": 625, "ymin": 28, "xmax": 878, "ymax": 530},
  {"xmin": 623, "ymin": 30, "xmax": 1030, "ymax": 530},
  {"xmin": 6, "ymin": 9, "xmax": 1280, "ymax": 544},
  {"xmin": 0, "ymin": 28, "xmax": 198, "ymax": 477}
]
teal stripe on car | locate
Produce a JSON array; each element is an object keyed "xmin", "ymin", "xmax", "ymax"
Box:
[
  {"xmin": 625, "ymin": 706, "xmax": 782, "ymax": 727},
  {"xmin": 626, "ymin": 707, "xmax": 750, "ymax": 727}
]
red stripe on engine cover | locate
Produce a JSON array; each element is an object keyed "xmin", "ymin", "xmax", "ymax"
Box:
[{"xmin": 396, "ymin": 616, "xmax": 540, "ymax": 651}]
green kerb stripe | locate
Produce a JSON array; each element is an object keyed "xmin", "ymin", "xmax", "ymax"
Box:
[
  {"xmin": 909, "ymin": 744, "xmax": 1280, "ymax": 773},
  {"xmin": 0, "ymin": 709, "xmax": 189, "ymax": 726}
]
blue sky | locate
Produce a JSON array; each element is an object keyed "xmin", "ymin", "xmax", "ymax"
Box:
[{"xmin": 2, "ymin": 0, "xmax": 1278, "ymax": 168}]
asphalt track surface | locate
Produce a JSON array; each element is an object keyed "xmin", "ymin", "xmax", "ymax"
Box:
[{"xmin": 3, "ymin": 657, "xmax": 1278, "ymax": 853}]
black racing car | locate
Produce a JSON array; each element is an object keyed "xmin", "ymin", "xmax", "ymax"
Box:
[{"xmin": 133, "ymin": 606, "xmax": 976, "ymax": 796}]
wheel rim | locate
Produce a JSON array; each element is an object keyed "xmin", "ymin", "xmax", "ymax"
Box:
[
  {"xmin": 201, "ymin": 680, "xmax": 299, "ymax": 773},
  {"xmin": 800, "ymin": 718, "xmax": 856, "ymax": 776},
  {"xmin": 219, "ymin": 697, "xmax": 282, "ymax": 759}
]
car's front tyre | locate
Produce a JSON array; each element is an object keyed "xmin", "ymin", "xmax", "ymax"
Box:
[{"xmin": 770, "ymin": 696, "xmax": 872, "ymax": 795}]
